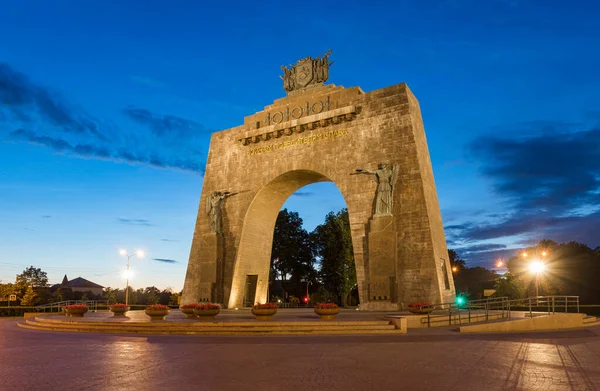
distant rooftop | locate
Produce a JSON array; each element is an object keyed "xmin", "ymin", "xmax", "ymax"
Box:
[{"xmin": 53, "ymin": 274, "xmax": 104, "ymax": 289}]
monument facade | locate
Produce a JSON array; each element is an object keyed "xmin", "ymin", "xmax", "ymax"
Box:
[{"xmin": 182, "ymin": 52, "xmax": 455, "ymax": 310}]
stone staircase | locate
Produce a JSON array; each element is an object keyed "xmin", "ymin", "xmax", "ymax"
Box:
[
  {"xmin": 584, "ymin": 315, "xmax": 600, "ymax": 327},
  {"xmin": 18, "ymin": 315, "xmax": 402, "ymax": 335}
]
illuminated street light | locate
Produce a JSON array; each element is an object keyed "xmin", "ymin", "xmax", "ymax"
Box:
[
  {"xmin": 496, "ymin": 260, "xmax": 504, "ymax": 268},
  {"xmin": 529, "ymin": 261, "xmax": 546, "ymax": 274},
  {"xmin": 521, "ymin": 248, "xmax": 548, "ymax": 301},
  {"xmin": 529, "ymin": 260, "xmax": 547, "ymax": 299},
  {"xmin": 451, "ymin": 266, "xmax": 458, "ymax": 273},
  {"xmin": 120, "ymin": 249, "xmax": 144, "ymax": 305}
]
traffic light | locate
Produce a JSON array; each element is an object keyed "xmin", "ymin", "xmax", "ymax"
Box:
[
  {"xmin": 456, "ymin": 296, "xmax": 466, "ymax": 306},
  {"xmin": 303, "ymin": 297, "xmax": 308, "ymax": 303}
]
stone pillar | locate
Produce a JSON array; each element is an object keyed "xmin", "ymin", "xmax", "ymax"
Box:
[
  {"xmin": 197, "ymin": 232, "xmax": 223, "ymax": 302},
  {"xmin": 362, "ymin": 215, "xmax": 398, "ymax": 311}
]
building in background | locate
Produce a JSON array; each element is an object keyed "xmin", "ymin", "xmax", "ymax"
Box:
[{"xmin": 52, "ymin": 275, "xmax": 104, "ymax": 297}]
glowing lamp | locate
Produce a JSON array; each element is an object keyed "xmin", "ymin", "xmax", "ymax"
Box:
[{"xmin": 529, "ymin": 261, "xmax": 546, "ymax": 274}]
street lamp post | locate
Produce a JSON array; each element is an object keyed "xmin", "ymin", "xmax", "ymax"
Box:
[
  {"xmin": 120, "ymin": 249, "xmax": 144, "ymax": 306},
  {"xmin": 306, "ymin": 280, "xmax": 312, "ymax": 304},
  {"xmin": 523, "ymin": 249, "xmax": 548, "ymax": 303}
]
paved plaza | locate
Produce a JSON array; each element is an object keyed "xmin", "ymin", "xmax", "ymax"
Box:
[{"xmin": 2, "ymin": 316, "xmax": 600, "ymax": 390}]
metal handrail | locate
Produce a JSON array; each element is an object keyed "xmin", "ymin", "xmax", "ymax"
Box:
[
  {"xmin": 419, "ymin": 295, "xmax": 580, "ymax": 327},
  {"xmin": 35, "ymin": 300, "xmax": 109, "ymax": 313}
]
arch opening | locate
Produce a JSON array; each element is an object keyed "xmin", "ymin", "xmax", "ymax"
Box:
[{"xmin": 227, "ymin": 170, "xmax": 356, "ymax": 309}]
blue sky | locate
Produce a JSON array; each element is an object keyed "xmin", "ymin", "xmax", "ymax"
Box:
[{"xmin": 1, "ymin": 1, "xmax": 599, "ymax": 291}]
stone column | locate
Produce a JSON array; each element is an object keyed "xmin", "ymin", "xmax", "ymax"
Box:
[{"xmin": 362, "ymin": 215, "xmax": 398, "ymax": 310}]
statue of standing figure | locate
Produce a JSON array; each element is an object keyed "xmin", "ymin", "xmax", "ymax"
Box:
[
  {"xmin": 354, "ymin": 163, "xmax": 400, "ymax": 216},
  {"xmin": 207, "ymin": 191, "xmax": 237, "ymax": 233}
]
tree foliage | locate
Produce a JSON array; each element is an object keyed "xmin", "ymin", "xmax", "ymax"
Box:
[
  {"xmin": 15, "ymin": 266, "xmax": 48, "ymax": 293},
  {"xmin": 449, "ymin": 250, "xmax": 497, "ymax": 300},
  {"xmin": 270, "ymin": 209, "xmax": 317, "ymax": 298},
  {"xmin": 312, "ymin": 209, "xmax": 356, "ymax": 306},
  {"xmin": 20, "ymin": 287, "xmax": 38, "ymax": 306},
  {"xmin": 506, "ymin": 240, "xmax": 600, "ymax": 303},
  {"xmin": 493, "ymin": 274, "xmax": 525, "ymax": 299},
  {"xmin": 448, "ymin": 249, "xmax": 466, "ymax": 272}
]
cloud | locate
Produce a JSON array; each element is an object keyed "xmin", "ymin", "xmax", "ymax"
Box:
[
  {"xmin": 42, "ymin": 215, "xmax": 52, "ymax": 219},
  {"xmin": 469, "ymin": 126, "xmax": 600, "ymax": 213},
  {"xmin": 122, "ymin": 106, "xmax": 205, "ymax": 138},
  {"xmin": 0, "ymin": 63, "xmax": 106, "ymax": 140},
  {"xmin": 160, "ymin": 238, "xmax": 179, "ymax": 242},
  {"xmin": 455, "ymin": 243, "xmax": 507, "ymax": 253},
  {"xmin": 448, "ymin": 121, "xmax": 600, "ymax": 253},
  {"xmin": 1, "ymin": 63, "xmax": 208, "ymax": 174},
  {"xmin": 9, "ymin": 128, "xmax": 204, "ymax": 173},
  {"xmin": 153, "ymin": 258, "xmax": 178, "ymax": 264},
  {"xmin": 117, "ymin": 218, "xmax": 153, "ymax": 227}
]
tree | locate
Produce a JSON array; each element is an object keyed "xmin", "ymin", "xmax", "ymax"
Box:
[
  {"xmin": 0, "ymin": 282, "xmax": 16, "ymax": 302},
  {"xmin": 21, "ymin": 287, "xmax": 38, "ymax": 306},
  {"xmin": 448, "ymin": 249, "xmax": 466, "ymax": 272},
  {"xmin": 312, "ymin": 209, "xmax": 356, "ymax": 306},
  {"xmin": 270, "ymin": 209, "xmax": 317, "ymax": 299},
  {"xmin": 453, "ymin": 266, "xmax": 497, "ymax": 300},
  {"xmin": 143, "ymin": 286, "xmax": 161, "ymax": 305},
  {"xmin": 493, "ymin": 274, "xmax": 525, "ymax": 299},
  {"xmin": 506, "ymin": 240, "xmax": 600, "ymax": 303},
  {"xmin": 15, "ymin": 266, "xmax": 48, "ymax": 296}
]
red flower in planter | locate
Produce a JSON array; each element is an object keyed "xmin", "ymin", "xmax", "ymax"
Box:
[
  {"xmin": 109, "ymin": 303, "xmax": 128, "ymax": 309},
  {"xmin": 408, "ymin": 301, "xmax": 433, "ymax": 308},
  {"xmin": 146, "ymin": 304, "xmax": 170, "ymax": 311},
  {"xmin": 195, "ymin": 303, "xmax": 221, "ymax": 310},
  {"xmin": 315, "ymin": 303, "xmax": 338, "ymax": 310},
  {"xmin": 65, "ymin": 304, "xmax": 88, "ymax": 310},
  {"xmin": 253, "ymin": 303, "xmax": 279, "ymax": 310}
]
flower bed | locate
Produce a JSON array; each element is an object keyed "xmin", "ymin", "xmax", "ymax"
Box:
[
  {"xmin": 195, "ymin": 303, "xmax": 221, "ymax": 311},
  {"xmin": 179, "ymin": 304, "xmax": 198, "ymax": 318},
  {"xmin": 314, "ymin": 303, "xmax": 338, "ymax": 310},
  {"xmin": 146, "ymin": 304, "xmax": 170, "ymax": 311},
  {"xmin": 314, "ymin": 302, "xmax": 340, "ymax": 320},
  {"xmin": 251, "ymin": 303, "xmax": 278, "ymax": 320},
  {"xmin": 408, "ymin": 301, "xmax": 434, "ymax": 315},
  {"xmin": 253, "ymin": 303, "xmax": 279, "ymax": 310},
  {"xmin": 65, "ymin": 304, "xmax": 88, "ymax": 317},
  {"xmin": 65, "ymin": 304, "xmax": 88, "ymax": 310},
  {"xmin": 144, "ymin": 304, "xmax": 170, "ymax": 320},
  {"xmin": 109, "ymin": 303, "xmax": 130, "ymax": 316},
  {"xmin": 193, "ymin": 303, "xmax": 221, "ymax": 321}
]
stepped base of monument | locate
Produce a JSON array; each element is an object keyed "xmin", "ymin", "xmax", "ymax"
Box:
[
  {"xmin": 359, "ymin": 302, "xmax": 400, "ymax": 311},
  {"xmin": 17, "ymin": 309, "xmax": 406, "ymax": 336}
]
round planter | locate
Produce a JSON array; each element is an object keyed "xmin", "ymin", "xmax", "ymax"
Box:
[
  {"xmin": 144, "ymin": 309, "xmax": 170, "ymax": 320},
  {"xmin": 65, "ymin": 308, "xmax": 88, "ymax": 318},
  {"xmin": 109, "ymin": 307, "xmax": 130, "ymax": 316},
  {"xmin": 193, "ymin": 308, "xmax": 220, "ymax": 321},
  {"xmin": 251, "ymin": 308, "xmax": 277, "ymax": 321},
  {"xmin": 408, "ymin": 306, "xmax": 434, "ymax": 315},
  {"xmin": 180, "ymin": 307, "xmax": 197, "ymax": 319},
  {"xmin": 314, "ymin": 307, "xmax": 340, "ymax": 320}
]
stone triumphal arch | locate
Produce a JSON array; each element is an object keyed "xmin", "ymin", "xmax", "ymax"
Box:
[{"xmin": 182, "ymin": 52, "xmax": 455, "ymax": 310}]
